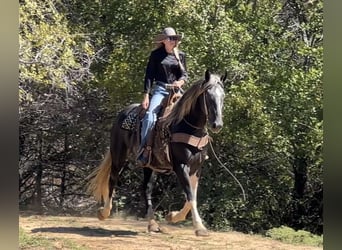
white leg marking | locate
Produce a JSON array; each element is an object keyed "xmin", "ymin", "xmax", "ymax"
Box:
[
  {"xmin": 168, "ymin": 201, "xmax": 191, "ymax": 223},
  {"xmin": 189, "ymin": 175, "xmax": 207, "ymax": 231},
  {"xmin": 101, "ymin": 190, "xmax": 114, "ymax": 218}
]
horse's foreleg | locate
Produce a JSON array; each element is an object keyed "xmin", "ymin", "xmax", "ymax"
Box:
[
  {"xmin": 174, "ymin": 164, "xmax": 208, "ymax": 236},
  {"xmin": 143, "ymin": 168, "xmax": 164, "ymax": 233},
  {"xmin": 188, "ymin": 173, "xmax": 208, "ymax": 236}
]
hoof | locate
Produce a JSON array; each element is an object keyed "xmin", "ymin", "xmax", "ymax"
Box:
[
  {"xmin": 158, "ymin": 226, "xmax": 169, "ymax": 234},
  {"xmin": 195, "ymin": 229, "xmax": 209, "ymax": 237},
  {"xmin": 148, "ymin": 219, "xmax": 160, "ymax": 232},
  {"xmin": 148, "ymin": 220, "xmax": 168, "ymax": 234},
  {"xmin": 97, "ymin": 208, "xmax": 109, "ymax": 221},
  {"xmin": 165, "ymin": 212, "xmax": 174, "ymax": 222},
  {"xmin": 165, "ymin": 211, "xmax": 184, "ymax": 223}
]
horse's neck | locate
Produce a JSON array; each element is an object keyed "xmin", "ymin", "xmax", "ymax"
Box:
[{"xmin": 185, "ymin": 95, "xmax": 207, "ymax": 129}]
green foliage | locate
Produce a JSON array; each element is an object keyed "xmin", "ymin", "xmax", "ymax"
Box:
[
  {"xmin": 19, "ymin": 0, "xmax": 95, "ymax": 101},
  {"xmin": 265, "ymin": 226, "xmax": 323, "ymax": 247}
]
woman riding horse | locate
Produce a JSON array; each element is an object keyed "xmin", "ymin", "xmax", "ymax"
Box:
[
  {"xmin": 138, "ymin": 27, "xmax": 188, "ymax": 166},
  {"xmin": 87, "ymin": 70, "xmax": 228, "ymax": 236}
]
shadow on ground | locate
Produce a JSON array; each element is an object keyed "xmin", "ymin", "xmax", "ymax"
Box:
[{"xmin": 31, "ymin": 226, "xmax": 138, "ymax": 237}]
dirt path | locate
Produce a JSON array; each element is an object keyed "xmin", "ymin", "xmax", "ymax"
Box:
[{"xmin": 19, "ymin": 214, "xmax": 322, "ymax": 250}]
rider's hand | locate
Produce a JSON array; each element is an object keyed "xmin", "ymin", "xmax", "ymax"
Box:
[
  {"xmin": 172, "ymin": 80, "xmax": 185, "ymax": 89},
  {"xmin": 141, "ymin": 94, "xmax": 149, "ymax": 110}
]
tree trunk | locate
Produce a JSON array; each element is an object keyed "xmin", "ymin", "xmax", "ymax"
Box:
[
  {"xmin": 33, "ymin": 130, "xmax": 43, "ymax": 212},
  {"xmin": 289, "ymin": 156, "xmax": 308, "ymax": 229},
  {"xmin": 59, "ymin": 131, "xmax": 69, "ymax": 210}
]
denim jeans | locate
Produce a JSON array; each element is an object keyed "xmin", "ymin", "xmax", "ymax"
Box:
[{"xmin": 140, "ymin": 84, "xmax": 169, "ymax": 149}]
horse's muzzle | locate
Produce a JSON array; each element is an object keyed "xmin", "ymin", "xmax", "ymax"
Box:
[{"xmin": 210, "ymin": 122, "xmax": 223, "ymax": 133}]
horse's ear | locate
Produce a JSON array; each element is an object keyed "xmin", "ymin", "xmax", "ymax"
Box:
[
  {"xmin": 205, "ymin": 69, "xmax": 211, "ymax": 82},
  {"xmin": 221, "ymin": 71, "xmax": 228, "ymax": 83}
]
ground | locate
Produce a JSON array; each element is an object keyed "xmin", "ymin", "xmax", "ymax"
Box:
[{"xmin": 19, "ymin": 213, "xmax": 322, "ymax": 250}]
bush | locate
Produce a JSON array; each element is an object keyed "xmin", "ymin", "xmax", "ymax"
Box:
[{"xmin": 265, "ymin": 226, "xmax": 323, "ymax": 247}]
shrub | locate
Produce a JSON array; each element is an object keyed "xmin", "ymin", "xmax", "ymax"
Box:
[{"xmin": 265, "ymin": 226, "xmax": 323, "ymax": 247}]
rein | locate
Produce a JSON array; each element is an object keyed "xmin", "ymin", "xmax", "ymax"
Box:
[
  {"xmin": 199, "ymin": 81, "xmax": 246, "ymax": 201},
  {"xmin": 208, "ymin": 139, "xmax": 246, "ymax": 202},
  {"xmin": 183, "ymin": 118, "xmax": 203, "ymax": 130}
]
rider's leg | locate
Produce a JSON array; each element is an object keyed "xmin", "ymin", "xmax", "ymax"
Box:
[{"xmin": 138, "ymin": 85, "xmax": 168, "ymax": 164}]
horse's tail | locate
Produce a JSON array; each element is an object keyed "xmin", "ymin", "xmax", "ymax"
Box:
[{"xmin": 87, "ymin": 150, "xmax": 112, "ymax": 202}]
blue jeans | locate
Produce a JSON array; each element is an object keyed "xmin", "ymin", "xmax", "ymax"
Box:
[{"xmin": 140, "ymin": 84, "xmax": 169, "ymax": 149}]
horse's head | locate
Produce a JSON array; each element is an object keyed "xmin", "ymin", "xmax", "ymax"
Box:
[{"xmin": 203, "ymin": 70, "xmax": 227, "ymax": 133}]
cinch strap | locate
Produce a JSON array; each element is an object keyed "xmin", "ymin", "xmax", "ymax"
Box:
[{"xmin": 171, "ymin": 133, "xmax": 210, "ymax": 150}]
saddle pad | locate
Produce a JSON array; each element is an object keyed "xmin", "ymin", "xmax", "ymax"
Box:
[{"xmin": 121, "ymin": 111, "xmax": 138, "ymax": 131}]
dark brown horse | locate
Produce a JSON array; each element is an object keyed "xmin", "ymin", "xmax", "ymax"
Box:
[{"xmin": 87, "ymin": 70, "xmax": 230, "ymax": 236}]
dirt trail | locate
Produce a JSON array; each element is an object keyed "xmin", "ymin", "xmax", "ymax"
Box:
[{"xmin": 19, "ymin": 214, "xmax": 322, "ymax": 250}]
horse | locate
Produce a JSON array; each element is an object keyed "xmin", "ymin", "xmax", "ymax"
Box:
[{"xmin": 87, "ymin": 70, "xmax": 230, "ymax": 236}]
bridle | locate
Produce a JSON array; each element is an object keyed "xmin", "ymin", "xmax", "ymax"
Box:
[{"xmin": 182, "ymin": 81, "xmax": 221, "ymax": 131}]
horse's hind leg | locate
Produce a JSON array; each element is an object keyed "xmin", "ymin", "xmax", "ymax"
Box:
[
  {"xmin": 166, "ymin": 201, "xmax": 191, "ymax": 223},
  {"xmin": 97, "ymin": 158, "xmax": 120, "ymax": 220},
  {"xmin": 87, "ymin": 150, "xmax": 115, "ymax": 220},
  {"xmin": 97, "ymin": 140, "xmax": 128, "ymax": 220}
]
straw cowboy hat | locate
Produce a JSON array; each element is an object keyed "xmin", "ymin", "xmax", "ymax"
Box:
[{"xmin": 153, "ymin": 27, "xmax": 183, "ymax": 43}]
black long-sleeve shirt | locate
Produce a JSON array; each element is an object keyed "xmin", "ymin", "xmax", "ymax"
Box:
[{"xmin": 143, "ymin": 45, "xmax": 188, "ymax": 94}]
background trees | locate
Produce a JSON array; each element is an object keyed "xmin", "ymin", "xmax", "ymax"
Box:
[{"xmin": 19, "ymin": 0, "xmax": 323, "ymax": 235}]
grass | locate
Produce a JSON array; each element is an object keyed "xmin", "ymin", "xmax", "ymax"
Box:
[
  {"xmin": 265, "ymin": 226, "xmax": 323, "ymax": 247},
  {"xmin": 19, "ymin": 227, "xmax": 53, "ymax": 249},
  {"xmin": 19, "ymin": 227, "xmax": 89, "ymax": 250}
]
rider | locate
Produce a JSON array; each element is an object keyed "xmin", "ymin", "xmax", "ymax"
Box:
[{"xmin": 137, "ymin": 27, "xmax": 188, "ymax": 166}]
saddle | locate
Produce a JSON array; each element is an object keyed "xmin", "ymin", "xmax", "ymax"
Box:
[
  {"xmin": 139, "ymin": 92, "xmax": 181, "ymax": 172},
  {"xmin": 121, "ymin": 91, "xmax": 210, "ymax": 173}
]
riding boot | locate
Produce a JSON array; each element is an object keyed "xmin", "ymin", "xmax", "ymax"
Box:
[{"xmin": 137, "ymin": 127, "xmax": 156, "ymax": 166}]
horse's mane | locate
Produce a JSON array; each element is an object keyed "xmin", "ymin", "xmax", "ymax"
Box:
[{"xmin": 163, "ymin": 75, "xmax": 218, "ymax": 126}]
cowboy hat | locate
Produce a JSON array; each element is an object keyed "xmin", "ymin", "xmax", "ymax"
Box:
[{"xmin": 153, "ymin": 27, "xmax": 183, "ymax": 43}]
